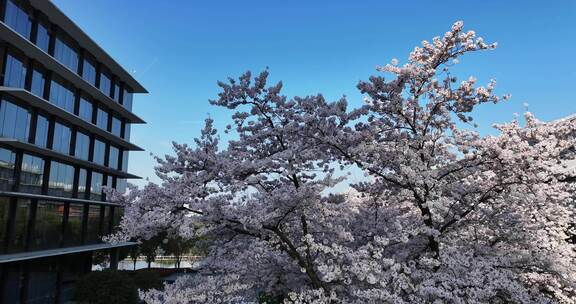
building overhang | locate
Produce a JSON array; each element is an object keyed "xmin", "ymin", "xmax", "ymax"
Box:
[
  {"xmin": 0, "ymin": 242, "xmax": 138, "ymax": 264},
  {"xmin": 0, "ymin": 87, "xmax": 144, "ymax": 151},
  {"xmin": 0, "ymin": 22, "xmax": 146, "ymax": 124},
  {"xmin": 0, "ymin": 191, "xmax": 124, "ymax": 207}
]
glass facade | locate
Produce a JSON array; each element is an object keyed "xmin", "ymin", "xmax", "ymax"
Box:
[
  {"xmin": 54, "ymin": 36, "xmax": 79, "ymax": 72},
  {"xmin": 78, "ymin": 96, "xmax": 93, "ymax": 123},
  {"xmin": 111, "ymin": 115, "xmax": 122, "ymax": 137},
  {"xmin": 19, "ymin": 153, "xmax": 44, "ymax": 194},
  {"xmin": 32, "ymin": 200, "xmax": 64, "ymax": 250},
  {"xmin": 47, "ymin": 161, "xmax": 74, "ymax": 197},
  {"xmin": 93, "ymin": 139, "xmax": 105, "ymax": 165},
  {"xmin": 99, "ymin": 71, "xmax": 111, "ymax": 97},
  {"xmin": 52, "ymin": 122, "xmax": 71, "ymax": 155},
  {"xmin": 0, "ymin": 98, "xmax": 30, "ymax": 141},
  {"xmin": 34, "ymin": 114, "xmax": 49, "ymax": 148},
  {"xmin": 30, "ymin": 68, "xmax": 46, "ymax": 97},
  {"xmin": 3, "ymin": 53, "xmax": 27, "ymax": 88},
  {"xmin": 0, "ymin": 147, "xmax": 16, "ymax": 191},
  {"xmin": 82, "ymin": 58, "xmax": 97, "ymax": 86},
  {"xmin": 35, "ymin": 21, "xmax": 51, "ymax": 53},
  {"xmin": 3, "ymin": 0, "xmax": 31, "ymax": 39},
  {"xmin": 109, "ymin": 145, "xmax": 119, "ymax": 170},
  {"xmin": 0, "ymin": 1, "xmax": 143, "ymax": 300},
  {"xmin": 96, "ymin": 107, "xmax": 108, "ymax": 130},
  {"xmin": 122, "ymin": 150, "xmax": 129, "ymax": 172},
  {"xmin": 74, "ymin": 130, "xmax": 90, "ymax": 160},
  {"xmin": 49, "ymin": 79, "xmax": 75, "ymax": 113},
  {"xmin": 90, "ymin": 171, "xmax": 103, "ymax": 201}
]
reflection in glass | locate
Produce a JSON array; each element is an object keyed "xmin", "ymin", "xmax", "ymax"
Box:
[
  {"xmin": 4, "ymin": 0, "xmax": 31, "ymax": 39},
  {"xmin": 36, "ymin": 22, "xmax": 50, "ymax": 53},
  {"xmin": 52, "ymin": 122, "xmax": 71, "ymax": 155},
  {"xmin": 86, "ymin": 204, "xmax": 102, "ymax": 244},
  {"xmin": 78, "ymin": 97, "xmax": 93, "ymax": 122},
  {"xmin": 77, "ymin": 168, "xmax": 87, "ymax": 199},
  {"xmin": 82, "ymin": 58, "xmax": 97, "ymax": 86},
  {"xmin": 49, "ymin": 79, "xmax": 75, "ymax": 113},
  {"xmin": 75, "ymin": 131, "xmax": 90, "ymax": 161},
  {"xmin": 0, "ymin": 98, "xmax": 30, "ymax": 141},
  {"xmin": 3, "ymin": 54, "xmax": 27, "ymax": 88},
  {"xmin": 48, "ymin": 161, "xmax": 74, "ymax": 197},
  {"xmin": 65, "ymin": 203, "xmax": 83, "ymax": 246},
  {"xmin": 0, "ymin": 197, "xmax": 10, "ymax": 252},
  {"xmin": 90, "ymin": 171, "xmax": 103, "ymax": 201},
  {"xmin": 93, "ymin": 139, "xmax": 105, "ymax": 165},
  {"xmin": 10, "ymin": 199, "xmax": 31, "ymax": 253},
  {"xmin": 109, "ymin": 146, "xmax": 119, "ymax": 170},
  {"xmin": 32, "ymin": 200, "xmax": 64, "ymax": 250},
  {"xmin": 99, "ymin": 72, "xmax": 111, "ymax": 97},
  {"xmin": 0, "ymin": 148, "xmax": 16, "ymax": 191},
  {"xmin": 54, "ymin": 37, "xmax": 78, "ymax": 72},
  {"xmin": 96, "ymin": 107, "xmax": 108, "ymax": 130},
  {"xmin": 19, "ymin": 154, "xmax": 44, "ymax": 194},
  {"xmin": 34, "ymin": 114, "xmax": 49, "ymax": 148},
  {"xmin": 31, "ymin": 68, "xmax": 46, "ymax": 97}
]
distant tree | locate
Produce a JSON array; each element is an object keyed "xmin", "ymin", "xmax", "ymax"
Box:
[
  {"xmin": 139, "ymin": 235, "xmax": 164, "ymax": 269},
  {"xmin": 161, "ymin": 236, "xmax": 196, "ymax": 269},
  {"xmin": 108, "ymin": 22, "xmax": 576, "ymax": 303}
]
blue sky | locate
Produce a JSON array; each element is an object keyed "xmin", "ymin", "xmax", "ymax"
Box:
[{"xmin": 52, "ymin": 0, "xmax": 576, "ymax": 185}]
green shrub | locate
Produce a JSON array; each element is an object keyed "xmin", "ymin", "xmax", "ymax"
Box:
[
  {"xmin": 75, "ymin": 270, "xmax": 139, "ymax": 304},
  {"xmin": 132, "ymin": 269, "xmax": 164, "ymax": 291}
]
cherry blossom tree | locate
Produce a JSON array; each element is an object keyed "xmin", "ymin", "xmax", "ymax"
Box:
[{"xmin": 108, "ymin": 21, "xmax": 576, "ymax": 303}]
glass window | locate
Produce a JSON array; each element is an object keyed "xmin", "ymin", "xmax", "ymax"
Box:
[
  {"xmin": 123, "ymin": 122, "xmax": 131, "ymax": 141},
  {"xmin": 93, "ymin": 139, "xmax": 105, "ymax": 165},
  {"xmin": 122, "ymin": 88, "xmax": 133, "ymax": 111},
  {"xmin": 113, "ymin": 83, "xmax": 120, "ymax": 102},
  {"xmin": 30, "ymin": 68, "xmax": 45, "ymax": 97},
  {"xmin": 48, "ymin": 161, "xmax": 74, "ymax": 197},
  {"xmin": 96, "ymin": 107, "xmax": 108, "ymax": 130},
  {"xmin": 49, "ymin": 79, "xmax": 75, "ymax": 113},
  {"xmin": 99, "ymin": 72, "xmax": 111, "ymax": 96},
  {"xmin": 77, "ymin": 168, "xmax": 87, "ymax": 198},
  {"xmin": 82, "ymin": 58, "xmax": 97, "ymax": 86},
  {"xmin": 102, "ymin": 205, "xmax": 111, "ymax": 234},
  {"xmin": 34, "ymin": 114, "xmax": 49, "ymax": 148},
  {"xmin": 32, "ymin": 200, "xmax": 64, "ymax": 250},
  {"xmin": 3, "ymin": 53, "xmax": 27, "ymax": 88},
  {"xmin": 109, "ymin": 145, "xmax": 119, "ymax": 170},
  {"xmin": 111, "ymin": 116, "xmax": 121, "ymax": 137},
  {"xmin": 52, "ymin": 122, "xmax": 71, "ymax": 154},
  {"xmin": 9, "ymin": 199, "xmax": 31, "ymax": 252},
  {"xmin": 54, "ymin": 37, "xmax": 78, "ymax": 72},
  {"xmin": 112, "ymin": 206, "xmax": 123, "ymax": 231},
  {"xmin": 0, "ymin": 98, "xmax": 30, "ymax": 141},
  {"xmin": 4, "ymin": 0, "xmax": 31, "ymax": 39},
  {"xmin": 74, "ymin": 131, "xmax": 90, "ymax": 160},
  {"xmin": 86, "ymin": 205, "xmax": 102, "ymax": 244},
  {"xmin": 117, "ymin": 178, "xmax": 127, "ymax": 194},
  {"xmin": 90, "ymin": 171, "xmax": 103, "ymax": 201},
  {"xmin": 78, "ymin": 97, "xmax": 93, "ymax": 122},
  {"xmin": 0, "ymin": 197, "xmax": 9, "ymax": 252},
  {"xmin": 19, "ymin": 154, "xmax": 44, "ymax": 194},
  {"xmin": 35, "ymin": 21, "xmax": 50, "ymax": 53},
  {"xmin": 65, "ymin": 203, "xmax": 83, "ymax": 246},
  {"xmin": 0, "ymin": 147, "xmax": 16, "ymax": 191},
  {"xmin": 122, "ymin": 150, "xmax": 129, "ymax": 172}
]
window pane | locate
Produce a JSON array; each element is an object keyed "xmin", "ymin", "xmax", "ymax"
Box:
[
  {"xmin": 49, "ymin": 79, "xmax": 75, "ymax": 113},
  {"xmin": 4, "ymin": 0, "xmax": 31, "ymax": 39},
  {"xmin": 78, "ymin": 97, "xmax": 93, "ymax": 122},
  {"xmin": 109, "ymin": 145, "xmax": 119, "ymax": 170},
  {"xmin": 102, "ymin": 206, "xmax": 111, "ymax": 234},
  {"xmin": 93, "ymin": 139, "xmax": 105, "ymax": 165},
  {"xmin": 64, "ymin": 203, "xmax": 83, "ymax": 246},
  {"xmin": 123, "ymin": 122, "xmax": 131, "ymax": 141},
  {"xmin": 74, "ymin": 131, "xmax": 90, "ymax": 160},
  {"xmin": 32, "ymin": 201, "xmax": 64, "ymax": 250},
  {"xmin": 86, "ymin": 205, "xmax": 102, "ymax": 244},
  {"xmin": 111, "ymin": 116, "xmax": 122, "ymax": 137},
  {"xmin": 0, "ymin": 98, "xmax": 30, "ymax": 141},
  {"xmin": 122, "ymin": 150, "xmax": 129, "ymax": 172},
  {"xmin": 19, "ymin": 154, "xmax": 44, "ymax": 194},
  {"xmin": 77, "ymin": 168, "xmax": 87, "ymax": 198},
  {"xmin": 82, "ymin": 58, "xmax": 96, "ymax": 86},
  {"xmin": 52, "ymin": 122, "xmax": 71, "ymax": 155},
  {"xmin": 0, "ymin": 147, "xmax": 16, "ymax": 191},
  {"xmin": 0, "ymin": 197, "xmax": 10, "ymax": 252},
  {"xmin": 117, "ymin": 178, "xmax": 127, "ymax": 194},
  {"xmin": 3, "ymin": 54, "xmax": 27, "ymax": 88},
  {"xmin": 54, "ymin": 37, "xmax": 78, "ymax": 72},
  {"xmin": 9, "ymin": 199, "xmax": 31, "ymax": 253},
  {"xmin": 113, "ymin": 83, "xmax": 120, "ymax": 102},
  {"xmin": 122, "ymin": 88, "xmax": 133, "ymax": 111},
  {"xmin": 99, "ymin": 72, "xmax": 111, "ymax": 96},
  {"xmin": 90, "ymin": 171, "xmax": 103, "ymax": 201},
  {"xmin": 35, "ymin": 22, "xmax": 50, "ymax": 52},
  {"xmin": 48, "ymin": 161, "xmax": 74, "ymax": 197},
  {"xmin": 34, "ymin": 114, "xmax": 49, "ymax": 148},
  {"xmin": 31, "ymin": 68, "xmax": 45, "ymax": 97},
  {"xmin": 96, "ymin": 107, "xmax": 108, "ymax": 130}
]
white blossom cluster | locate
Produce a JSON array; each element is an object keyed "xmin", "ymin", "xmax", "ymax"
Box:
[{"xmin": 107, "ymin": 21, "xmax": 576, "ymax": 303}]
